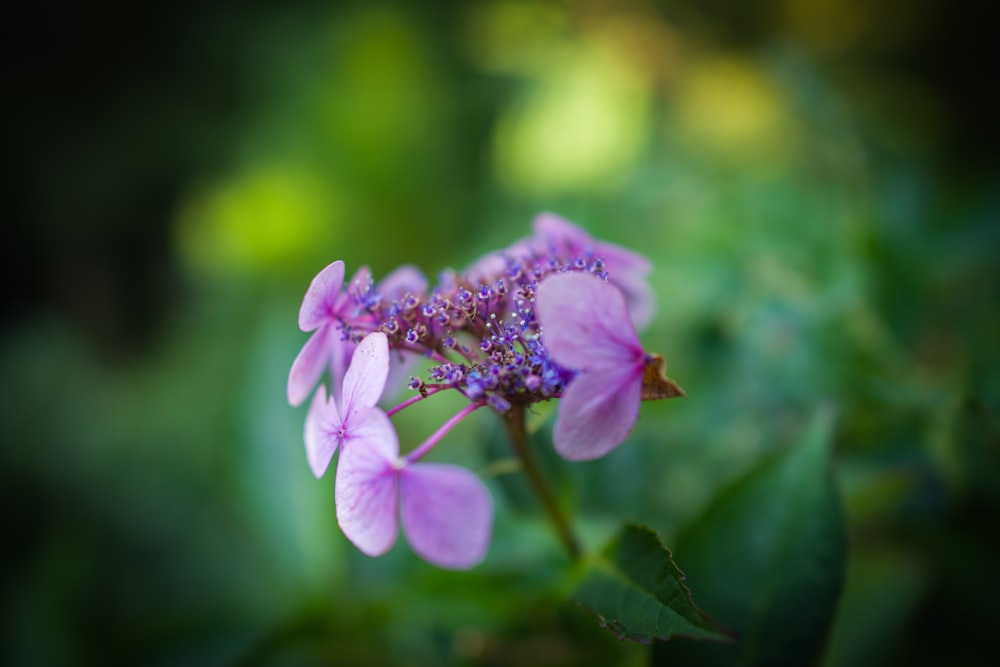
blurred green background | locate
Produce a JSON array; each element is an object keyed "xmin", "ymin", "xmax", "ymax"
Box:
[{"xmin": 2, "ymin": 1, "xmax": 998, "ymax": 665}]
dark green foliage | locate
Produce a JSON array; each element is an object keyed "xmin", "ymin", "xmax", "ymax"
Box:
[
  {"xmin": 653, "ymin": 409, "xmax": 847, "ymax": 666},
  {"xmin": 573, "ymin": 523, "xmax": 733, "ymax": 644}
]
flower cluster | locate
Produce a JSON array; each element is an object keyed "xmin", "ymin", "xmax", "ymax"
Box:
[{"xmin": 288, "ymin": 213, "xmax": 683, "ymax": 569}]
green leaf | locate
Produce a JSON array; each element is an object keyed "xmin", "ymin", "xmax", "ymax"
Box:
[
  {"xmin": 572, "ymin": 522, "xmax": 735, "ymax": 645},
  {"xmin": 653, "ymin": 406, "xmax": 848, "ymax": 666}
]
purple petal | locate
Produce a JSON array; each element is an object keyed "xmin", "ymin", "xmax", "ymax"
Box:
[
  {"xmin": 554, "ymin": 368, "xmax": 643, "ymax": 461},
  {"xmin": 505, "ymin": 237, "xmax": 536, "ymax": 262},
  {"xmin": 304, "ymin": 384, "xmax": 342, "ymax": 478},
  {"xmin": 342, "ymin": 332, "xmax": 389, "ymax": 414},
  {"xmin": 345, "ymin": 265, "xmax": 373, "ymax": 306},
  {"xmin": 400, "ymin": 463, "xmax": 493, "ymax": 569},
  {"xmin": 533, "ymin": 212, "xmax": 655, "ymax": 328},
  {"xmin": 532, "ymin": 211, "xmax": 589, "ymax": 248},
  {"xmin": 606, "ymin": 267, "xmax": 656, "ymax": 331},
  {"xmin": 534, "ymin": 212, "xmax": 653, "ymax": 277},
  {"xmin": 378, "ymin": 264, "xmax": 428, "ymax": 298},
  {"xmin": 287, "ymin": 324, "xmax": 332, "ymax": 407},
  {"xmin": 336, "ymin": 408, "xmax": 401, "ymax": 557},
  {"xmin": 535, "ymin": 272, "xmax": 644, "ymax": 371},
  {"xmin": 465, "ymin": 252, "xmax": 504, "ymax": 283},
  {"xmin": 298, "ymin": 261, "xmax": 345, "ymax": 332},
  {"xmin": 596, "ymin": 240, "xmax": 655, "ymax": 329},
  {"xmin": 597, "ymin": 238, "xmax": 652, "ymax": 276}
]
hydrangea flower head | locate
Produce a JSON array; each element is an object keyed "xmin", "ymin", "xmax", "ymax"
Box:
[
  {"xmin": 288, "ymin": 213, "xmax": 682, "ymax": 569},
  {"xmin": 535, "ymin": 271, "xmax": 647, "ymax": 460},
  {"xmin": 304, "ymin": 331, "xmax": 391, "ymax": 478}
]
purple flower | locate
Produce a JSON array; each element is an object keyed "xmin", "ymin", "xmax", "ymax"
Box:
[
  {"xmin": 304, "ymin": 332, "xmax": 391, "ymax": 478},
  {"xmin": 535, "ymin": 271, "xmax": 647, "ymax": 461},
  {"xmin": 336, "ymin": 418, "xmax": 493, "ymax": 570},
  {"xmin": 305, "ymin": 329, "xmax": 492, "ymax": 568},
  {"xmin": 289, "ymin": 261, "xmax": 429, "ymax": 407},
  {"xmin": 532, "ymin": 212, "xmax": 656, "ymax": 330},
  {"xmin": 288, "ymin": 261, "xmax": 357, "ymax": 407},
  {"xmin": 287, "ymin": 212, "xmax": 682, "ymax": 569}
]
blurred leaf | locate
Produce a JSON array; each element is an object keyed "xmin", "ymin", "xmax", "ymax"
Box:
[
  {"xmin": 821, "ymin": 549, "xmax": 926, "ymax": 667},
  {"xmin": 572, "ymin": 522, "xmax": 734, "ymax": 645},
  {"xmin": 653, "ymin": 406, "xmax": 847, "ymax": 666},
  {"xmin": 839, "ymin": 462, "xmax": 920, "ymax": 527}
]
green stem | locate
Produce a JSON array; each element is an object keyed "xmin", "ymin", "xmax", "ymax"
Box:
[{"xmin": 503, "ymin": 405, "xmax": 582, "ymax": 561}]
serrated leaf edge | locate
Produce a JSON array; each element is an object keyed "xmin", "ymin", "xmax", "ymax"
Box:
[{"xmin": 573, "ymin": 522, "xmax": 738, "ymax": 645}]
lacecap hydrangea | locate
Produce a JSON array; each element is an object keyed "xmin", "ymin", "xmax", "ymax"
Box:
[{"xmin": 287, "ymin": 213, "xmax": 684, "ymax": 569}]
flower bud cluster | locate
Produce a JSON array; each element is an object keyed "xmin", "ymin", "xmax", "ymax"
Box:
[{"xmin": 321, "ymin": 214, "xmax": 650, "ymax": 410}]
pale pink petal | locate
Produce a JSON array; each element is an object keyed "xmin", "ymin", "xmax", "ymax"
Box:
[
  {"xmin": 304, "ymin": 385, "xmax": 342, "ymax": 478},
  {"xmin": 471, "ymin": 251, "xmax": 507, "ymax": 274},
  {"xmin": 535, "ymin": 212, "xmax": 653, "ymax": 276},
  {"xmin": 535, "ymin": 272, "xmax": 643, "ymax": 371},
  {"xmin": 506, "ymin": 237, "xmax": 536, "ymax": 262},
  {"xmin": 378, "ymin": 264, "xmax": 427, "ymax": 298},
  {"xmin": 533, "ymin": 213, "xmax": 655, "ymax": 328},
  {"xmin": 464, "ymin": 251, "xmax": 508, "ymax": 285},
  {"xmin": 342, "ymin": 332, "xmax": 390, "ymax": 414},
  {"xmin": 336, "ymin": 408, "xmax": 400, "ymax": 556},
  {"xmin": 298, "ymin": 261, "xmax": 345, "ymax": 331},
  {"xmin": 606, "ymin": 267, "xmax": 656, "ymax": 331},
  {"xmin": 400, "ymin": 463, "xmax": 493, "ymax": 569},
  {"xmin": 533, "ymin": 211, "xmax": 589, "ymax": 248},
  {"xmin": 554, "ymin": 368, "xmax": 643, "ymax": 460},
  {"xmin": 598, "ymin": 241, "xmax": 655, "ymax": 329},
  {"xmin": 287, "ymin": 324, "xmax": 332, "ymax": 407},
  {"xmin": 598, "ymin": 239, "xmax": 652, "ymax": 276}
]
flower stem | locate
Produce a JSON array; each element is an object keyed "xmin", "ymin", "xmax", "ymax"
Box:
[
  {"xmin": 386, "ymin": 386, "xmax": 446, "ymax": 417},
  {"xmin": 406, "ymin": 402, "xmax": 485, "ymax": 464},
  {"xmin": 502, "ymin": 405, "xmax": 581, "ymax": 561}
]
